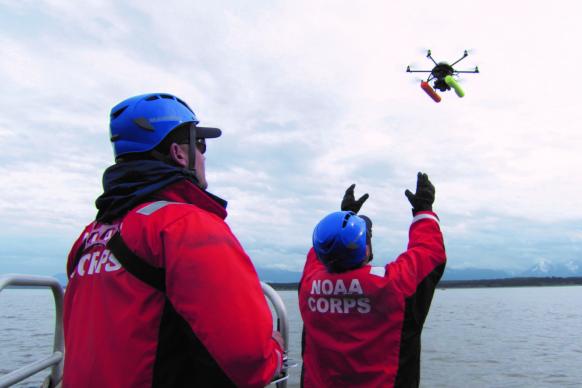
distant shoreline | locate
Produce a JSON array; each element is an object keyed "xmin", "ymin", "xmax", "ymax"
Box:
[{"xmin": 268, "ymin": 277, "xmax": 582, "ymax": 290}]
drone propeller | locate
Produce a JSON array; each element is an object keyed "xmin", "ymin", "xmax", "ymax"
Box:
[
  {"xmin": 454, "ymin": 66, "xmax": 479, "ymax": 75},
  {"xmin": 410, "ymin": 48, "xmax": 437, "ymax": 64},
  {"xmin": 406, "ymin": 63, "xmax": 433, "ymax": 75},
  {"xmin": 406, "ymin": 62, "xmax": 425, "ymax": 71},
  {"xmin": 414, "ymin": 47, "xmax": 432, "ymax": 55}
]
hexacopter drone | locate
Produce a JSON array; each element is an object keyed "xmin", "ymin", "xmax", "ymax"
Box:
[{"xmin": 406, "ymin": 50, "xmax": 479, "ymax": 103}]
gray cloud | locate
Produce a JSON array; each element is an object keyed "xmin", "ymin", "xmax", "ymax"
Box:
[{"xmin": 1, "ymin": 1, "xmax": 582, "ymax": 276}]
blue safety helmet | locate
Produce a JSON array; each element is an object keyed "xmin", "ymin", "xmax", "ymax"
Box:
[
  {"xmin": 312, "ymin": 211, "xmax": 367, "ymax": 272},
  {"xmin": 109, "ymin": 93, "xmax": 221, "ymax": 158}
]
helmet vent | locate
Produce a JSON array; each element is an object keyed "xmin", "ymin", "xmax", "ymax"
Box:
[
  {"xmin": 145, "ymin": 95, "xmax": 159, "ymax": 101},
  {"xmin": 159, "ymin": 94, "xmax": 174, "ymax": 99},
  {"xmin": 110, "ymin": 106, "xmax": 127, "ymax": 120},
  {"xmin": 342, "ymin": 213, "xmax": 352, "ymax": 227},
  {"xmin": 133, "ymin": 117, "xmax": 155, "ymax": 131}
]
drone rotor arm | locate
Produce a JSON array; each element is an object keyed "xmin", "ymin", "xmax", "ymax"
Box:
[
  {"xmin": 426, "ymin": 50, "xmax": 438, "ymax": 66},
  {"xmin": 450, "ymin": 50, "xmax": 469, "ymax": 67},
  {"xmin": 454, "ymin": 69, "xmax": 480, "ymax": 74}
]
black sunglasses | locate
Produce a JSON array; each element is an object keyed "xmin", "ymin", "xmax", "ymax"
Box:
[{"xmin": 195, "ymin": 138, "xmax": 206, "ymax": 154}]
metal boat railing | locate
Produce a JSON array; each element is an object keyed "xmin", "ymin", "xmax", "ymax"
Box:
[
  {"xmin": 0, "ymin": 274, "xmax": 64, "ymax": 388},
  {"xmin": 261, "ymin": 282, "xmax": 290, "ymax": 388},
  {"xmin": 0, "ymin": 276, "xmax": 289, "ymax": 388}
]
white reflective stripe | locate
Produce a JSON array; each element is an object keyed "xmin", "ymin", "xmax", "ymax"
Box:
[
  {"xmin": 137, "ymin": 201, "xmax": 178, "ymax": 215},
  {"xmin": 412, "ymin": 213, "xmax": 440, "ymax": 225},
  {"xmin": 369, "ymin": 266, "xmax": 386, "ymax": 277}
]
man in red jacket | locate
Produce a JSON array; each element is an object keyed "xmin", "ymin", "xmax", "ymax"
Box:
[
  {"xmin": 63, "ymin": 93, "xmax": 284, "ymax": 388},
  {"xmin": 299, "ymin": 173, "xmax": 446, "ymax": 387}
]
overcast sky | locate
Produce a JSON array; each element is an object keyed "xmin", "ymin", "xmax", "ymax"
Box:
[{"xmin": 1, "ymin": 0, "xmax": 582, "ymax": 276}]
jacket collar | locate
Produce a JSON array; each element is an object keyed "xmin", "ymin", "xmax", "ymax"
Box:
[
  {"xmin": 95, "ymin": 160, "xmax": 227, "ymax": 223},
  {"xmin": 150, "ymin": 179, "xmax": 228, "ymax": 220}
]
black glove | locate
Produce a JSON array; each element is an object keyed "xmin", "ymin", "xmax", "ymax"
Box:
[
  {"xmin": 341, "ymin": 184, "xmax": 369, "ymax": 214},
  {"xmin": 405, "ymin": 172, "xmax": 435, "ymax": 214}
]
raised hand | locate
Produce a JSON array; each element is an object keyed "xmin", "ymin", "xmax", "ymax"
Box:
[
  {"xmin": 404, "ymin": 172, "xmax": 435, "ymax": 214},
  {"xmin": 341, "ymin": 184, "xmax": 369, "ymax": 214}
]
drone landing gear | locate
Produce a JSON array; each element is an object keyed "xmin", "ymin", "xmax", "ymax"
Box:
[{"xmin": 420, "ymin": 82, "xmax": 441, "ymax": 103}]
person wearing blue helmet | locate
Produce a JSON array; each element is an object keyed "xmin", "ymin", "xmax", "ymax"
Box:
[
  {"xmin": 63, "ymin": 93, "xmax": 284, "ymax": 388},
  {"xmin": 311, "ymin": 211, "xmax": 369, "ymax": 273},
  {"xmin": 299, "ymin": 173, "xmax": 447, "ymax": 387}
]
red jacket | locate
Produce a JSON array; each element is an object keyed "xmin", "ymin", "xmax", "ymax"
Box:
[
  {"xmin": 63, "ymin": 180, "xmax": 283, "ymax": 388},
  {"xmin": 299, "ymin": 211, "xmax": 446, "ymax": 388}
]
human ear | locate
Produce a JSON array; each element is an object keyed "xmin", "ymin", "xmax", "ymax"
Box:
[{"xmin": 169, "ymin": 143, "xmax": 189, "ymax": 168}]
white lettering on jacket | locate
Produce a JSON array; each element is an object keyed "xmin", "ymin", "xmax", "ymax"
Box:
[
  {"xmin": 71, "ymin": 223, "xmax": 122, "ymax": 279},
  {"xmin": 73, "ymin": 249, "xmax": 121, "ymax": 278},
  {"xmin": 310, "ymin": 279, "xmax": 363, "ymax": 296},
  {"xmin": 308, "ymin": 279, "xmax": 371, "ymax": 314}
]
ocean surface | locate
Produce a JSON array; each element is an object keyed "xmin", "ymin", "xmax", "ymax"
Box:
[{"xmin": 2, "ymin": 286, "xmax": 582, "ymax": 387}]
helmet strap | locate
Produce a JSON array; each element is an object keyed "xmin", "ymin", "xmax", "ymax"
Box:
[
  {"xmin": 148, "ymin": 149, "xmax": 173, "ymax": 165},
  {"xmin": 188, "ymin": 124, "xmax": 197, "ymax": 171}
]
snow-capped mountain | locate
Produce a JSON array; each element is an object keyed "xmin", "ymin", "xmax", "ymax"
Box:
[
  {"xmin": 521, "ymin": 259, "xmax": 582, "ymax": 277},
  {"xmin": 52, "ymin": 259, "xmax": 582, "ymax": 286}
]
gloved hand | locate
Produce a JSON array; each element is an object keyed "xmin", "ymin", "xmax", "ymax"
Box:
[
  {"xmin": 405, "ymin": 172, "xmax": 435, "ymax": 214},
  {"xmin": 341, "ymin": 184, "xmax": 369, "ymax": 214}
]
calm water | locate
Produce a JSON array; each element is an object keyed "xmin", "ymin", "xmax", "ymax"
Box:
[{"xmin": 2, "ymin": 286, "xmax": 582, "ymax": 387}]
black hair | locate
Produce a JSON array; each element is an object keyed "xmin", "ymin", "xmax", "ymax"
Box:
[
  {"xmin": 360, "ymin": 214, "xmax": 373, "ymax": 263},
  {"xmin": 359, "ymin": 215, "xmax": 373, "ymax": 244}
]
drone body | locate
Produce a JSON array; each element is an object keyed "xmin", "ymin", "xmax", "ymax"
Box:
[{"xmin": 407, "ymin": 50, "xmax": 479, "ymax": 103}]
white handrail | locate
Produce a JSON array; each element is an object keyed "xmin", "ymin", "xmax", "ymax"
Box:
[
  {"xmin": 0, "ymin": 276, "xmax": 288, "ymax": 388},
  {"xmin": 0, "ymin": 274, "xmax": 64, "ymax": 388},
  {"xmin": 261, "ymin": 282, "xmax": 290, "ymax": 388}
]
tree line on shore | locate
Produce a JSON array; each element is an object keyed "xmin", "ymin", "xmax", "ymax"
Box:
[{"xmin": 268, "ymin": 277, "xmax": 582, "ymax": 290}]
